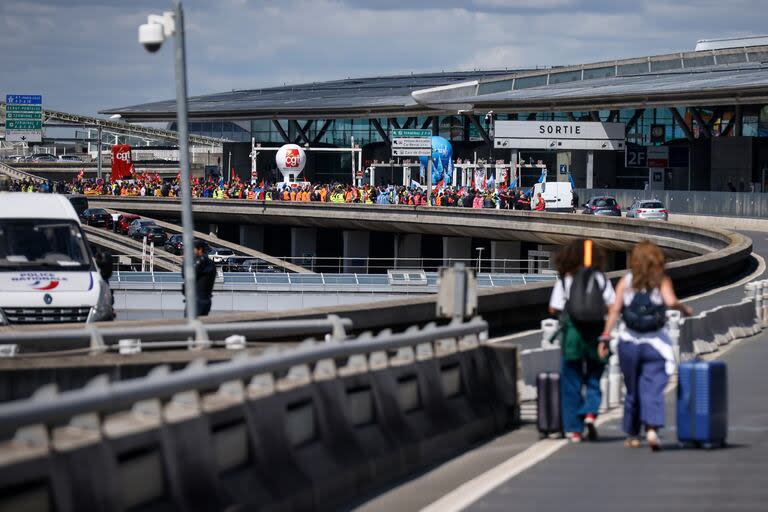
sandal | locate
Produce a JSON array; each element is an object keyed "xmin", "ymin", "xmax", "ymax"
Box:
[{"xmin": 624, "ymin": 437, "xmax": 641, "ymax": 448}]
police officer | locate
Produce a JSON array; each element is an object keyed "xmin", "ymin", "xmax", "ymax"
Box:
[{"xmin": 183, "ymin": 240, "xmax": 217, "ymax": 316}]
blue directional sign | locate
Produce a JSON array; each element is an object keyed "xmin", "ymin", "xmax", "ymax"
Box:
[{"xmin": 5, "ymin": 94, "xmax": 43, "ymax": 142}]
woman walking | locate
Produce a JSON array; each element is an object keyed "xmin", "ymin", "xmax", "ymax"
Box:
[
  {"xmin": 549, "ymin": 239, "xmax": 615, "ymax": 442},
  {"xmin": 602, "ymin": 241, "xmax": 692, "ymax": 451}
]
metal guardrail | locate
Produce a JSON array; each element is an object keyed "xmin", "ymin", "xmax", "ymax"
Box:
[
  {"xmin": 575, "ymin": 188, "xmax": 768, "ymax": 219},
  {"xmin": 0, "ymin": 317, "xmax": 487, "ymax": 437},
  {"xmin": 0, "ymin": 161, "xmax": 46, "ymax": 184},
  {"xmin": 0, "ymin": 316, "xmax": 352, "ymax": 354}
]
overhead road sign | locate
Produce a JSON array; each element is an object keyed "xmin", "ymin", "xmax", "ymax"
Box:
[
  {"xmin": 392, "ymin": 129, "xmax": 431, "ymax": 138},
  {"xmin": 393, "ymin": 147, "xmax": 432, "ymax": 157},
  {"xmin": 493, "ymin": 121, "xmax": 625, "ymax": 151},
  {"xmin": 5, "ymin": 94, "xmax": 42, "ymax": 142},
  {"xmin": 392, "ymin": 137, "xmax": 432, "ymax": 148}
]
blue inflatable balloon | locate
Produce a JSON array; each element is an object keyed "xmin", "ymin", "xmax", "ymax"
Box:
[{"xmin": 419, "ymin": 136, "xmax": 453, "ymax": 186}]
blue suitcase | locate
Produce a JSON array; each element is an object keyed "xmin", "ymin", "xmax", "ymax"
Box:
[{"xmin": 677, "ymin": 360, "xmax": 728, "ymax": 448}]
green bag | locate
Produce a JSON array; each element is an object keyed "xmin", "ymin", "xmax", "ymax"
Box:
[{"xmin": 556, "ymin": 316, "xmax": 607, "ymax": 363}]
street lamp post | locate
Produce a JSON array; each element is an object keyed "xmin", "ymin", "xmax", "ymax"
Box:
[{"xmin": 139, "ymin": 1, "xmax": 197, "ymax": 319}]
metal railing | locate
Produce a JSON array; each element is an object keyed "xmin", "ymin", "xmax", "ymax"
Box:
[
  {"xmin": 0, "ymin": 316, "xmax": 352, "ymax": 354},
  {"xmin": 0, "ymin": 317, "xmax": 488, "ymax": 436}
]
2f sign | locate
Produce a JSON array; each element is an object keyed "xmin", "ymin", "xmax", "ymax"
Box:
[{"xmin": 626, "ymin": 147, "xmax": 647, "ymax": 168}]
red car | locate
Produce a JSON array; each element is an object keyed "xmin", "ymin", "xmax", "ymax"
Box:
[{"xmin": 116, "ymin": 213, "xmax": 141, "ymax": 235}]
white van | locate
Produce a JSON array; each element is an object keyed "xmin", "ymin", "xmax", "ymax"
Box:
[
  {"xmin": 532, "ymin": 181, "xmax": 574, "ymax": 213},
  {"xmin": 0, "ymin": 193, "xmax": 114, "ymax": 325}
]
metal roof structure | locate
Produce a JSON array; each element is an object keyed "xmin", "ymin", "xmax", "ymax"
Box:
[
  {"xmin": 103, "ymin": 45, "xmax": 768, "ymax": 122},
  {"xmin": 101, "ymin": 70, "xmax": 523, "ymax": 122}
]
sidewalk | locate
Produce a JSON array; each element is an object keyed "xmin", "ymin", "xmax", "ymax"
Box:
[{"xmin": 470, "ymin": 331, "xmax": 768, "ymax": 512}]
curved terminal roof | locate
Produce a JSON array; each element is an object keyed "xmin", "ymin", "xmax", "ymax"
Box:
[{"xmin": 103, "ymin": 45, "xmax": 768, "ymax": 121}]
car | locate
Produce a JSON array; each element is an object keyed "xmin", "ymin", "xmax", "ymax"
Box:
[
  {"xmin": 164, "ymin": 234, "xmax": 209, "ymax": 255},
  {"xmin": 31, "ymin": 154, "xmax": 58, "ymax": 162},
  {"xmin": 582, "ymin": 196, "xmax": 621, "ymax": 216},
  {"xmin": 207, "ymin": 246, "xmax": 234, "ymax": 264},
  {"xmin": 626, "ymin": 200, "xmax": 669, "ymax": 221},
  {"xmin": 127, "ymin": 219, "xmax": 156, "ymax": 238},
  {"xmin": 226, "ymin": 256, "xmax": 262, "ymax": 272},
  {"xmin": 59, "ymin": 155, "xmax": 84, "ymax": 162},
  {"xmin": 139, "ymin": 226, "xmax": 168, "ymax": 245},
  {"xmin": 79, "ymin": 208, "xmax": 111, "ymax": 227},
  {"xmin": 115, "ymin": 213, "xmax": 141, "ymax": 235}
]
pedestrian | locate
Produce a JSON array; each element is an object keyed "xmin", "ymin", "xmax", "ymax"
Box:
[
  {"xmin": 534, "ymin": 192, "xmax": 546, "ymax": 211},
  {"xmin": 601, "ymin": 240, "xmax": 693, "ymax": 451},
  {"xmin": 549, "ymin": 239, "xmax": 615, "ymax": 443},
  {"xmin": 182, "ymin": 240, "xmax": 217, "ymax": 317}
]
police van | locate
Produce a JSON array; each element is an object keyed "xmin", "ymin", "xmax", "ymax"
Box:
[{"xmin": 0, "ymin": 193, "xmax": 114, "ymax": 325}]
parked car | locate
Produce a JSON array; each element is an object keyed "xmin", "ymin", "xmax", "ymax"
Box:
[
  {"xmin": 58, "ymin": 154, "xmax": 84, "ymax": 162},
  {"xmin": 207, "ymin": 246, "xmax": 234, "ymax": 264},
  {"xmin": 164, "ymin": 234, "xmax": 209, "ymax": 255},
  {"xmin": 582, "ymin": 196, "xmax": 621, "ymax": 216},
  {"xmin": 626, "ymin": 200, "xmax": 669, "ymax": 221},
  {"xmin": 79, "ymin": 208, "xmax": 111, "ymax": 227},
  {"xmin": 127, "ymin": 219, "xmax": 156, "ymax": 238},
  {"xmin": 226, "ymin": 257, "xmax": 261, "ymax": 272},
  {"xmin": 139, "ymin": 226, "xmax": 168, "ymax": 245},
  {"xmin": 31, "ymin": 154, "xmax": 57, "ymax": 162},
  {"xmin": 115, "ymin": 213, "xmax": 141, "ymax": 235}
]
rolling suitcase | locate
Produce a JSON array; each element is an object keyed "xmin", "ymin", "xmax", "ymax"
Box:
[
  {"xmin": 536, "ymin": 372, "xmax": 563, "ymax": 438},
  {"xmin": 677, "ymin": 360, "xmax": 728, "ymax": 448}
]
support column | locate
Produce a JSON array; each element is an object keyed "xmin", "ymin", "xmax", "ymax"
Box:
[
  {"xmin": 443, "ymin": 236, "xmax": 471, "ymax": 267},
  {"xmin": 490, "ymin": 240, "xmax": 521, "ymax": 273},
  {"xmin": 556, "ymin": 151, "xmax": 572, "ymax": 183},
  {"xmin": 238, "ymin": 225, "xmax": 264, "ymax": 251},
  {"xmin": 586, "ymin": 150, "xmax": 594, "ymax": 189},
  {"xmin": 394, "ymin": 234, "xmax": 421, "ymax": 268},
  {"xmin": 291, "ymin": 227, "xmax": 317, "ymax": 267},
  {"xmin": 342, "ymin": 230, "xmax": 370, "ymax": 273},
  {"xmin": 209, "ymin": 224, "xmax": 219, "ymax": 238}
]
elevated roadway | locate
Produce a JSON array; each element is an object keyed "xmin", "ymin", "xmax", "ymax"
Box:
[{"xmin": 82, "ymin": 225, "xmax": 181, "ymax": 272}]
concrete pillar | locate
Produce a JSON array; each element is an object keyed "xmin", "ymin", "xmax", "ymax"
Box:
[
  {"xmin": 238, "ymin": 225, "xmax": 264, "ymax": 251},
  {"xmin": 443, "ymin": 236, "xmax": 471, "ymax": 267},
  {"xmin": 291, "ymin": 227, "xmax": 317, "ymax": 268},
  {"xmin": 394, "ymin": 234, "xmax": 421, "ymax": 268},
  {"xmin": 586, "ymin": 150, "xmax": 594, "ymax": 189},
  {"xmin": 343, "ymin": 230, "xmax": 370, "ymax": 273},
  {"xmin": 209, "ymin": 223, "xmax": 219, "ymax": 238},
  {"xmin": 556, "ymin": 151, "xmax": 572, "ymax": 183},
  {"xmin": 491, "ymin": 240, "xmax": 521, "ymax": 273}
]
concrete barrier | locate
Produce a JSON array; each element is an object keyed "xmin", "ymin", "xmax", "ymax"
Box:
[{"xmin": 0, "ymin": 318, "xmax": 521, "ymax": 511}]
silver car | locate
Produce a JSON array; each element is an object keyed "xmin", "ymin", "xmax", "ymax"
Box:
[
  {"xmin": 127, "ymin": 219, "xmax": 156, "ymax": 238},
  {"xmin": 626, "ymin": 200, "xmax": 668, "ymax": 221}
]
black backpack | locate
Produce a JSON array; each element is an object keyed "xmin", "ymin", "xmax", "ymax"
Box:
[
  {"xmin": 565, "ymin": 268, "xmax": 606, "ymax": 324},
  {"xmin": 622, "ymin": 290, "xmax": 666, "ymax": 332}
]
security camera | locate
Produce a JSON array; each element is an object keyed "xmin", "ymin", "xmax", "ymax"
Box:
[
  {"xmin": 139, "ymin": 23, "xmax": 165, "ymax": 53},
  {"xmin": 138, "ymin": 12, "xmax": 175, "ymax": 53}
]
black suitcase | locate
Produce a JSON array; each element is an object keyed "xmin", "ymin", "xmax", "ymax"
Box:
[{"xmin": 537, "ymin": 372, "xmax": 563, "ymax": 438}]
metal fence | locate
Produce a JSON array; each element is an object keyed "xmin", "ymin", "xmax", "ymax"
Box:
[{"xmin": 575, "ymin": 188, "xmax": 768, "ymax": 218}]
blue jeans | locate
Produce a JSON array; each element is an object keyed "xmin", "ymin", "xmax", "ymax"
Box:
[
  {"xmin": 561, "ymin": 358, "xmax": 605, "ymax": 434},
  {"xmin": 618, "ymin": 341, "xmax": 669, "ymax": 436}
]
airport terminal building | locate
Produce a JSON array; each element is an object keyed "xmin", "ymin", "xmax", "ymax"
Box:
[{"xmin": 104, "ymin": 37, "xmax": 768, "ymax": 191}]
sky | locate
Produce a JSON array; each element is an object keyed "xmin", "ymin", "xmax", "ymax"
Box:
[{"xmin": 1, "ymin": 0, "xmax": 766, "ymax": 116}]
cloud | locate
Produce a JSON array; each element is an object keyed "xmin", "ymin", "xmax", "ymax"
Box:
[{"xmin": 0, "ymin": 0, "xmax": 765, "ymax": 116}]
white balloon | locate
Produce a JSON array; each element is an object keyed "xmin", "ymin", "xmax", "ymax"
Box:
[{"xmin": 275, "ymin": 144, "xmax": 307, "ymax": 173}]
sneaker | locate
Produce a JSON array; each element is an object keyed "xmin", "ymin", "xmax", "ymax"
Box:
[
  {"xmin": 646, "ymin": 430, "xmax": 661, "ymax": 452},
  {"xmin": 567, "ymin": 432, "xmax": 583, "ymax": 443},
  {"xmin": 584, "ymin": 414, "xmax": 598, "ymax": 441}
]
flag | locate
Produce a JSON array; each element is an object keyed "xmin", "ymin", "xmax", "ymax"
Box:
[
  {"xmin": 487, "ymin": 175, "xmax": 495, "ymax": 189},
  {"xmin": 259, "ymin": 179, "xmax": 265, "ymax": 189},
  {"xmin": 432, "ymin": 179, "xmax": 444, "ymax": 195},
  {"xmin": 218, "ymin": 175, "xmax": 225, "ymax": 188},
  {"xmin": 410, "ymin": 179, "xmax": 420, "ymax": 189}
]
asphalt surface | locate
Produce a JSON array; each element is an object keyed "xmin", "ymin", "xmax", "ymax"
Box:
[{"xmin": 471, "ymin": 331, "xmax": 768, "ymax": 512}]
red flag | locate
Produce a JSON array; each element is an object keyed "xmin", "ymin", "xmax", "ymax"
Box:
[
  {"xmin": 111, "ymin": 144, "xmax": 134, "ymax": 181},
  {"xmin": 432, "ymin": 179, "xmax": 444, "ymax": 195},
  {"xmin": 259, "ymin": 179, "xmax": 265, "ymax": 189}
]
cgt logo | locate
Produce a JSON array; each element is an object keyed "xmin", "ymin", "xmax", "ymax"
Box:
[
  {"xmin": 284, "ymin": 148, "xmax": 300, "ymax": 168},
  {"xmin": 31, "ymin": 280, "xmax": 59, "ymax": 291},
  {"xmin": 115, "ymin": 151, "xmax": 132, "ymax": 162}
]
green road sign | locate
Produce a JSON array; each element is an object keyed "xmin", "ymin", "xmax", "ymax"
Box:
[
  {"xmin": 6, "ymin": 112, "xmax": 42, "ymax": 120},
  {"xmin": 392, "ymin": 129, "xmax": 431, "ymax": 138},
  {"xmin": 6, "ymin": 105, "xmax": 41, "ymax": 112},
  {"xmin": 6, "ymin": 120, "xmax": 43, "ymax": 130}
]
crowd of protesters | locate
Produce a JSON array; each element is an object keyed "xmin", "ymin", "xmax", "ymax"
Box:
[{"xmin": 4, "ymin": 173, "xmax": 545, "ymax": 210}]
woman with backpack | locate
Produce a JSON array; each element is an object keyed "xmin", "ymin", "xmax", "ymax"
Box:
[
  {"xmin": 601, "ymin": 240, "xmax": 693, "ymax": 451},
  {"xmin": 549, "ymin": 239, "xmax": 616, "ymax": 443}
]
